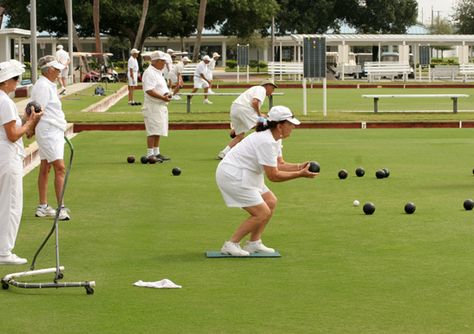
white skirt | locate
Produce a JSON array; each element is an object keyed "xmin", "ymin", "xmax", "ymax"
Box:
[
  {"xmin": 216, "ymin": 163, "xmax": 269, "ymax": 208},
  {"xmin": 143, "ymin": 103, "xmax": 169, "ymax": 136}
]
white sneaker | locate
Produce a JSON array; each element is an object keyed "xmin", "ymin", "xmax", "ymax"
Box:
[
  {"xmin": 35, "ymin": 204, "xmax": 56, "ymax": 217},
  {"xmin": 208, "ymin": 89, "xmax": 215, "ymax": 94},
  {"xmin": 217, "ymin": 151, "xmax": 226, "ymax": 160},
  {"xmin": 221, "ymin": 241, "xmax": 250, "ymax": 256},
  {"xmin": 172, "ymin": 95, "xmax": 181, "ymax": 100},
  {"xmin": 58, "ymin": 207, "xmax": 70, "ymax": 221},
  {"xmin": 243, "ymin": 240, "xmax": 275, "ymax": 254},
  {"xmin": 203, "ymin": 99, "xmax": 213, "ymax": 105},
  {"xmin": 0, "ymin": 254, "xmax": 27, "ymax": 265}
]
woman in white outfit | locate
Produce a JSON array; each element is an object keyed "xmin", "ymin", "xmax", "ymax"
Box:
[
  {"xmin": 0, "ymin": 60, "xmax": 42, "ymax": 264},
  {"xmin": 32, "ymin": 55, "xmax": 71, "ymax": 221},
  {"xmin": 216, "ymin": 106, "xmax": 318, "ymax": 256}
]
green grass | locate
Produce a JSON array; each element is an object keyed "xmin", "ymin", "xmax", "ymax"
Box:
[
  {"xmin": 64, "ymin": 83, "xmax": 474, "ymax": 123},
  {"xmin": 4, "ymin": 128, "xmax": 474, "ymax": 333}
]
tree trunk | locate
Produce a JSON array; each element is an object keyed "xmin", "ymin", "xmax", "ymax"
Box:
[
  {"xmin": 0, "ymin": 7, "xmax": 5, "ymax": 28},
  {"xmin": 193, "ymin": 0, "xmax": 207, "ymax": 62},
  {"xmin": 134, "ymin": 0, "xmax": 149, "ymax": 50},
  {"xmin": 93, "ymin": 0, "xmax": 101, "ymax": 54}
]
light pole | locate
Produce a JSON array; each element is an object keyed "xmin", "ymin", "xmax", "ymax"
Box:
[{"xmin": 30, "ymin": 0, "xmax": 37, "ymax": 82}]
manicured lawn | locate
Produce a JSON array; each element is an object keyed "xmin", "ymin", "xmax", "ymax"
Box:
[
  {"xmin": 64, "ymin": 83, "xmax": 474, "ymax": 123},
  {"xmin": 3, "ymin": 128, "xmax": 474, "ymax": 333}
]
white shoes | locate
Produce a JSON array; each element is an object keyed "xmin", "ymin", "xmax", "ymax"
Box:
[
  {"xmin": 203, "ymin": 99, "xmax": 213, "ymax": 105},
  {"xmin": 243, "ymin": 239, "xmax": 275, "ymax": 254},
  {"xmin": 172, "ymin": 95, "xmax": 181, "ymax": 100},
  {"xmin": 58, "ymin": 207, "xmax": 71, "ymax": 221},
  {"xmin": 0, "ymin": 254, "xmax": 27, "ymax": 265},
  {"xmin": 35, "ymin": 204, "xmax": 56, "ymax": 217},
  {"xmin": 217, "ymin": 151, "xmax": 226, "ymax": 160},
  {"xmin": 221, "ymin": 241, "xmax": 250, "ymax": 256},
  {"xmin": 208, "ymin": 89, "xmax": 215, "ymax": 94}
]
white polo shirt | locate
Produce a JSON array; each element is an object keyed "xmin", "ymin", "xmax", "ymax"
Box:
[
  {"xmin": 233, "ymin": 86, "xmax": 266, "ymax": 109},
  {"xmin": 56, "ymin": 49, "xmax": 70, "ymax": 67},
  {"xmin": 171, "ymin": 61, "xmax": 184, "ymax": 76},
  {"xmin": 31, "ymin": 76, "xmax": 67, "ymax": 131},
  {"xmin": 194, "ymin": 61, "xmax": 209, "ymax": 80},
  {"xmin": 0, "ymin": 90, "xmax": 24, "ymax": 157},
  {"xmin": 127, "ymin": 56, "xmax": 139, "ymax": 75},
  {"xmin": 223, "ymin": 129, "xmax": 281, "ymax": 175},
  {"xmin": 142, "ymin": 65, "xmax": 170, "ymax": 105}
]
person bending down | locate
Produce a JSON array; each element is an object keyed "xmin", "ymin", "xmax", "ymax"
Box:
[
  {"xmin": 217, "ymin": 79, "xmax": 277, "ymax": 160},
  {"xmin": 216, "ymin": 106, "xmax": 318, "ymax": 256}
]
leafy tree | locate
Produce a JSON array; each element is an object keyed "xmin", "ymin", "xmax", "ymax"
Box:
[
  {"xmin": 454, "ymin": 0, "xmax": 474, "ymax": 34},
  {"xmin": 206, "ymin": 0, "xmax": 279, "ymax": 37}
]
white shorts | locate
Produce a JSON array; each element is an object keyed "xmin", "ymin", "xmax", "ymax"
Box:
[
  {"xmin": 216, "ymin": 163, "xmax": 269, "ymax": 208},
  {"xmin": 128, "ymin": 72, "xmax": 138, "ymax": 86},
  {"xmin": 230, "ymin": 103, "xmax": 258, "ymax": 135},
  {"xmin": 168, "ymin": 73, "xmax": 178, "ymax": 85},
  {"xmin": 143, "ymin": 103, "xmax": 169, "ymax": 136},
  {"xmin": 193, "ymin": 77, "xmax": 209, "ymax": 89},
  {"xmin": 35, "ymin": 122, "xmax": 65, "ymax": 163},
  {"xmin": 60, "ymin": 67, "xmax": 68, "ymax": 79}
]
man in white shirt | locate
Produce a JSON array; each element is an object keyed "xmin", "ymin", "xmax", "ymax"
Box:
[
  {"xmin": 31, "ymin": 55, "xmax": 70, "ymax": 221},
  {"xmin": 127, "ymin": 48, "xmax": 140, "ymax": 106},
  {"xmin": 217, "ymin": 79, "xmax": 277, "ymax": 159},
  {"xmin": 55, "ymin": 45, "xmax": 70, "ymax": 95},
  {"xmin": 142, "ymin": 51, "xmax": 172, "ymax": 162},
  {"xmin": 190, "ymin": 55, "xmax": 212, "ymax": 104},
  {"xmin": 168, "ymin": 56, "xmax": 190, "ymax": 100},
  {"xmin": 207, "ymin": 52, "xmax": 220, "ymax": 94}
]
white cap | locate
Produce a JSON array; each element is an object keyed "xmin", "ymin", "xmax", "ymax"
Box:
[
  {"xmin": 212, "ymin": 52, "xmax": 220, "ymax": 58},
  {"xmin": 202, "ymin": 55, "xmax": 211, "ymax": 62},
  {"xmin": 0, "ymin": 60, "xmax": 25, "ymax": 83},
  {"xmin": 164, "ymin": 53, "xmax": 173, "ymax": 64},
  {"xmin": 181, "ymin": 56, "xmax": 191, "ymax": 62},
  {"xmin": 56, "ymin": 45, "xmax": 63, "ymax": 50},
  {"xmin": 149, "ymin": 51, "xmax": 167, "ymax": 61},
  {"xmin": 167, "ymin": 48, "xmax": 175, "ymax": 54},
  {"xmin": 131, "ymin": 48, "xmax": 140, "ymax": 54},
  {"xmin": 268, "ymin": 106, "xmax": 300, "ymax": 125},
  {"xmin": 39, "ymin": 55, "xmax": 65, "ymax": 70}
]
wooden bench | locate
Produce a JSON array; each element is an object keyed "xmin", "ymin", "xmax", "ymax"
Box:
[
  {"xmin": 459, "ymin": 64, "xmax": 474, "ymax": 82},
  {"xmin": 181, "ymin": 63, "xmax": 198, "ymax": 77},
  {"xmin": 177, "ymin": 92, "xmax": 284, "ymax": 113},
  {"xmin": 364, "ymin": 62, "xmax": 411, "ymax": 82},
  {"xmin": 268, "ymin": 62, "xmax": 303, "ymax": 80},
  {"xmin": 362, "ymin": 94, "xmax": 469, "ymax": 113}
]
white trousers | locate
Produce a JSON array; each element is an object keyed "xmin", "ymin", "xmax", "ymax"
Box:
[{"xmin": 0, "ymin": 145, "xmax": 23, "ymax": 256}]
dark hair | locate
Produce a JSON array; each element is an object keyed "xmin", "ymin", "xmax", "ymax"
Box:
[
  {"xmin": 256, "ymin": 120, "xmax": 281, "ymax": 132},
  {"xmin": 12, "ymin": 76, "xmax": 19, "ymax": 81}
]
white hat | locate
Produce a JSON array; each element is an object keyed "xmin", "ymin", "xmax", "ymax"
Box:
[
  {"xmin": 268, "ymin": 106, "xmax": 300, "ymax": 125},
  {"xmin": 164, "ymin": 53, "xmax": 173, "ymax": 64},
  {"xmin": 149, "ymin": 51, "xmax": 167, "ymax": 61},
  {"xmin": 202, "ymin": 55, "xmax": 211, "ymax": 62},
  {"xmin": 0, "ymin": 60, "xmax": 25, "ymax": 83},
  {"xmin": 181, "ymin": 56, "xmax": 191, "ymax": 62},
  {"xmin": 56, "ymin": 45, "xmax": 63, "ymax": 50},
  {"xmin": 39, "ymin": 55, "xmax": 65, "ymax": 70},
  {"xmin": 167, "ymin": 48, "xmax": 175, "ymax": 54},
  {"xmin": 131, "ymin": 48, "xmax": 140, "ymax": 54},
  {"xmin": 212, "ymin": 52, "xmax": 221, "ymax": 58}
]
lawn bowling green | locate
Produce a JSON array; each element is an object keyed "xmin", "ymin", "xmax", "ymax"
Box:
[{"xmin": 4, "ymin": 128, "xmax": 474, "ymax": 333}]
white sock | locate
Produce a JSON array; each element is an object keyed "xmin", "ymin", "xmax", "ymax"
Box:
[
  {"xmin": 153, "ymin": 147, "xmax": 160, "ymax": 155},
  {"xmin": 147, "ymin": 148, "xmax": 154, "ymax": 157},
  {"xmin": 222, "ymin": 146, "xmax": 231, "ymax": 154}
]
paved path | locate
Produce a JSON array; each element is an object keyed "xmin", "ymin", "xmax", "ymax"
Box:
[{"xmin": 16, "ymin": 82, "xmax": 95, "ymax": 115}]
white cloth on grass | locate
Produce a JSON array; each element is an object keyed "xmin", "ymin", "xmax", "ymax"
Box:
[{"xmin": 133, "ymin": 279, "xmax": 182, "ymax": 289}]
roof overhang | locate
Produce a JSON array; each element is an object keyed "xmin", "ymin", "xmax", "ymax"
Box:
[
  {"xmin": 0, "ymin": 28, "xmax": 31, "ymax": 38},
  {"xmin": 291, "ymin": 34, "xmax": 474, "ymax": 46}
]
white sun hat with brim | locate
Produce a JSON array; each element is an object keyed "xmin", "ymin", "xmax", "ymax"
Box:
[
  {"xmin": 202, "ymin": 55, "xmax": 211, "ymax": 62},
  {"xmin": 212, "ymin": 52, "xmax": 220, "ymax": 58},
  {"xmin": 130, "ymin": 48, "xmax": 140, "ymax": 55},
  {"xmin": 0, "ymin": 59, "xmax": 26, "ymax": 83},
  {"xmin": 149, "ymin": 51, "xmax": 168, "ymax": 61},
  {"xmin": 268, "ymin": 106, "xmax": 301, "ymax": 125},
  {"xmin": 181, "ymin": 56, "xmax": 191, "ymax": 62}
]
